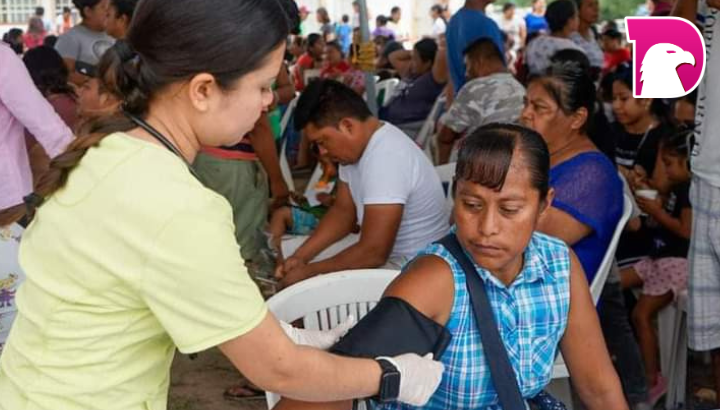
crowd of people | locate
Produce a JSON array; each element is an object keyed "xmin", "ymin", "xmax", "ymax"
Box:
[{"xmin": 1, "ymin": 0, "xmax": 719, "ymax": 409}]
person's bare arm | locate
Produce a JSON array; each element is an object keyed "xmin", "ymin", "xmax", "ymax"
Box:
[
  {"xmin": 436, "ymin": 125, "xmax": 460, "ymax": 165},
  {"xmin": 274, "ymin": 255, "xmax": 455, "ymax": 410},
  {"xmin": 220, "ymin": 313, "xmax": 382, "ymax": 402},
  {"xmin": 290, "ymin": 181, "xmax": 357, "ymax": 262},
  {"xmin": 537, "ymin": 206, "xmax": 593, "ymax": 246},
  {"xmin": 249, "ymin": 112, "xmax": 289, "ymax": 209},
  {"xmin": 672, "ymin": 0, "xmax": 699, "ymax": 20},
  {"xmin": 432, "ymin": 36, "xmax": 449, "ymax": 85},
  {"xmin": 560, "ymin": 251, "xmax": 629, "ymax": 410},
  {"xmin": 388, "ymin": 49, "xmax": 412, "ymax": 78},
  {"xmin": 310, "ymin": 204, "xmax": 403, "ymax": 272},
  {"xmin": 281, "ymin": 203, "xmax": 404, "ymax": 287},
  {"xmin": 275, "ymin": 64, "xmax": 297, "ymax": 105}
]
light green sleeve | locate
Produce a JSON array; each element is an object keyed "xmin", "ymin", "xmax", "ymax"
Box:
[{"xmin": 139, "ymin": 200, "xmax": 268, "ymax": 354}]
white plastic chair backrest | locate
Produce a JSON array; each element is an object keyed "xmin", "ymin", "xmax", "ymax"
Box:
[
  {"xmin": 279, "ymin": 97, "xmax": 299, "ymax": 192},
  {"xmin": 265, "ymin": 269, "xmax": 400, "ymax": 409},
  {"xmin": 303, "ymin": 163, "xmax": 325, "ymax": 199},
  {"xmin": 435, "ymin": 162, "xmax": 457, "ymax": 215},
  {"xmin": 0, "ymin": 224, "xmax": 25, "ymax": 351},
  {"xmin": 589, "ymin": 194, "xmax": 633, "ymax": 304},
  {"xmin": 377, "ymin": 78, "xmax": 400, "ymax": 107},
  {"xmin": 415, "ymin": 95, "xmax": 446, "ymax": 150}
]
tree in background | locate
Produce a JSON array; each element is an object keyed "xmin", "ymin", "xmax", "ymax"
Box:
[{"xmin": 512, "ymin": 0, "xmax": 645, "ymax": 21}]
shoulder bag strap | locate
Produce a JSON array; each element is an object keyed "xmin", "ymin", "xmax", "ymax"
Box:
[{"xmin": 437, "ymin": 234, "xmax": 526, "ymax": 410}]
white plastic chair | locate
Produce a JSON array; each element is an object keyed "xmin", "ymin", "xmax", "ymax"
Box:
[
  {"xmin": 279, "ymin": 97, "xmax": 299, "ymax": 192},
  {"xmin": 264, "ymin": 269, "xmax": 401, "ymax": 409},
  {"xmin": 549, "ymin": 194, "xmax": 633, "ymax": 408},
  {"xmin": 376, "ymin": 78, "xmax": 400, "ymax": 107},
  {"xmin": 416, "ymin": 95, "xmax": 446, "ymax": 162},
  {"xmin": 661, "ymin": 290, "xmax": 688, "ymax": 409},
  {"xmin": 0, "ymin": 224, "xmax": 25, "ymax": 354},
  {"xmin": 435, "ymin": 162, "xmax": 456, "ymax": 218}
]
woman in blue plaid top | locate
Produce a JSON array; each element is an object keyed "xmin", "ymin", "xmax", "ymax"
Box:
[{"xmin": 277, "ymin": 124, "xmax": 627, "ymax": 410}]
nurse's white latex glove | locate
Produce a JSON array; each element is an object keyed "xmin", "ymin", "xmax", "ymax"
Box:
[
  {"xmin": 279, "ymin": 316, "xmax": 356, "ymax": 349},
  {"xmin": 380, "ymin": 353, "xmax": 445, "ymax": 406}
]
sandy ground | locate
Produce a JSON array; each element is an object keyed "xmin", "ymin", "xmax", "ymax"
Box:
[{"xmin": 169, "ymin": 349, "xmax": 266, "ymax": 410}]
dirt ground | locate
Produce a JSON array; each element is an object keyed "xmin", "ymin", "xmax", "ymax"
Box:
[{"xmin": 169, "ymin": 349, "xmax": 266, "ymax": 410}]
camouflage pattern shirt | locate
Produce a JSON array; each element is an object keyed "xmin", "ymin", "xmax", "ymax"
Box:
[{"xmin": 440, "ymin": 72, "xmax": 526, "ymax": 136}]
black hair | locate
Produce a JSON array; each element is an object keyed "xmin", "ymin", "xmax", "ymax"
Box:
[
  {"xmin": 3, "ymin": 28, "xmax": 24, "ymax": 54},
  {"xmin": 30, "ymin": 0, "xmax": 299, "ymax": 205},
  {"xmin": 294, "ymin": 79, "xmax": 373, "ymax": 130},
  {"xmin": 342, "ymin": 14, "xmax": 350, "ymax": 23},
  {"xmin": 503, "ymin": 2, "xmax": 516, "ymax": 12},
  {"xmin": 23, "ymin": 46, "xmax": 75, "ymax": 97},
  {"xmin": 431, "ymin": 4, "xmax": 448, "ymax": 26},
  {"xmin": 414, "ymin": 38, "xmax": 438, "ymax": 64},
  {"xmin": 543, "ymin": 53, "xmax": 616, "ymax": 160},
  {"xmin": 455, "ymin": 123, "xmax": 550, "ymax": 200},
  {"xmin": 391, "ymin": 6, "xmax": 401, "ymax": 14},
  {"xmin": 530, "ymin": 59, "xmax": 596, "ymax": 133},
  {"xmin": 546, "ymin": 0, "xmax": 577, "ymax": 33},
  {"xmin": 110, "ymin": 0, "xmax": 138, "ymax": 20},
  {"xmin": 661, "ymin": 126, "xmax": 694, "ymax": 175},
  {"xmin": 602, "ymin": 28, "xmax": 622, "ymax": 40},
  {"xmin": 613, "ymin": 64, "xmax": 673, "ymax": 124},
  {"xmin": 72, "ymin": 0, "xmax": 104, "ymax": 18},
  {"xmin": 376, "ymin": 15, "xmax": 388, "ymax": 26},
  {"xmin": 463, "ymin": 37, "xmax": 503, "ymax": 62},
  {"xmin": 43, "ymin": 35, "xmax": 58, "ymax": 47},
  {"xmin": 317, "ymin": 7, "xmax": 331, "ymax": 24},
  {"xmin": 307, "ymin": 33, "xmax": 323, "ymax": 49},
  {"xmin": 35, "ymin": 6, "xmax": 45, "ymax": 16},
  {"xmin": 326, "ymin": 40, "xmax": 343, "ymax": 54},
  {"xmin": 63, "ymin": 6, "xmax": 72, "ymax": 13},
  {"xmin": 678, "ymin": 89, "xmax": 698, "ymax": 106}
]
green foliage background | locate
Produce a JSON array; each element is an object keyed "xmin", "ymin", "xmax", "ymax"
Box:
[{"xmin": 512, "ymin": 0, "xmax": 646, "ymax": 21}]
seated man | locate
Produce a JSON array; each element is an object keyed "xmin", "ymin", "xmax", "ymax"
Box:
[
  {"xmin": 437, "ymin": 38, "xmax": 525, "ymax": 164},
  {"xmin": 276, "ymin": 79, "xmax": 449, "ymax": 288},
  {"xmin": 379, "ymin": 38, "xmax": 448, "ymax": 139}
]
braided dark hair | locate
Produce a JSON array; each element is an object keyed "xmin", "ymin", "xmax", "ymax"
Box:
[{"xmin": 29, "ymin": 0, "xmax": 298, "ymax": 217}]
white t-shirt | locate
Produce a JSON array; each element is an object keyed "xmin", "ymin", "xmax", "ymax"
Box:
[
  {"xmin": 496, "ymin": 16, "xmax": 525, "ymax": 52},
  {"xmin": 339, "ymin": 123, "xmax": 449, "ymax": 259},
  {"xmin": 432, "ymin": 18, "xmax": 447, "ymax": 38},
  {"xmin": 692, "ymin": 2, "xmax": 720, "ymax": 187},
  {"xmin": 525, "ymin": 35, "xmax": 585, "ymax": 75}
]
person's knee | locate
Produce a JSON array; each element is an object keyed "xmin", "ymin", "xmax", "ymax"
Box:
[{"xmin": 631, "ymin": 306, "xmax": 651, "ymax": 329}]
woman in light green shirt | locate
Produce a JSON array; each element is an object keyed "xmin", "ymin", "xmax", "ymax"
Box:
[{"xmin": 0, "ymin": 0, "xmax": 443, "ymax": 409}]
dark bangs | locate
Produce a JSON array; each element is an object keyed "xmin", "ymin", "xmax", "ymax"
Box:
[{"xmin": 454, "ymin": 123, "xmax": 550, "ymax": 199}]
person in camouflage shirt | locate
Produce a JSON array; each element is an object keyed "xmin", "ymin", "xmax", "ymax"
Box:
[{"xmin": 437, "ymin": 38, "xmax": 526, "ymax": 164}]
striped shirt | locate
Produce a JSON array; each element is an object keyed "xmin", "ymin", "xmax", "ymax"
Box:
[{"xmin": 381, "ymin": 232, "xmax": 571, "ymax": 410}]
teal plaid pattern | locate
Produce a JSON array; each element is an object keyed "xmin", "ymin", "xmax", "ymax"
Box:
[{"xmin": 380, "ymin": 232, "xmax": 571, "ymax": 410}]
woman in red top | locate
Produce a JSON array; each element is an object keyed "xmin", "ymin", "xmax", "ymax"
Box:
[
  {"xmin": 23, "ymin": 17, "xmax": 46, "ymax": 50},
  {"xmin": 320, "ymin": 41, "xmax": 365, "ymax": 95}
]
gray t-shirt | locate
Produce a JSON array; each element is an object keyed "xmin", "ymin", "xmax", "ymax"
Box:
[
  {"xmin": 55, "ymin": 24, "xmax": 115, "ymax": 66},
  {"xmin": 692, "ymin": 2, "xmax": 720, "ymax": 187}
]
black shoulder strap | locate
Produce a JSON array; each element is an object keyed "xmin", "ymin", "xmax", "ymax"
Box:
[{"xmin": 437, "ymin": 234, "xmax": 526, "ymax": 410}]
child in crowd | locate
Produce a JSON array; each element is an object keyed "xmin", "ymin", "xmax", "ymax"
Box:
[
  {"xmin": 674, "ymin": 90, "xmax": 697, "ymax": 126},
  {"xmin": 601, "ymin": 28, "xmax": 630, "ymax": 75},
  {"xmin": 268, "ymin": 154, "xmax": 338, "ymax": 261},
  {"xmin": 621, "ymin": 130, "xmax": 693, "ymax": 406}
]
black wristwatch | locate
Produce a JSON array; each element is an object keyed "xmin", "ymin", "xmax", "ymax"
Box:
[{"xmin": 374, "ymin": 357, "xmax": 401, "ymax": 403}]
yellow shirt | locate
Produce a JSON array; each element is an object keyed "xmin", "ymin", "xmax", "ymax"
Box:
[{"xmin": 0, "ymin": 133, "xmax": 267, "ymax": 410}]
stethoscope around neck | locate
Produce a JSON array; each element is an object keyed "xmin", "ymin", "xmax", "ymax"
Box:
[{"xmin": 125, "ymin": 111, "xmax": 202, "ymax": 180}]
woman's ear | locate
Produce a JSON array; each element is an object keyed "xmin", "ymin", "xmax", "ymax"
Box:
[
  {"xmin": 540, "ymin": 188, "xmax": 555, "ymax": 216},
  {"xmin": 187, "ymin": 73, "xmax": 218, "ymax": 113},
  {"xmin": 571, "ymin": 107, "xmax": 589, "ymax": 132}
]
